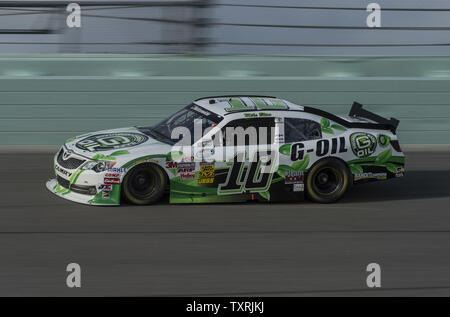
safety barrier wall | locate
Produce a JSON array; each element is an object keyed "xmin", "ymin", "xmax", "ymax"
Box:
[{"xmin": 0, "ymin": 54, "xmax": 449, "ymax": 145}]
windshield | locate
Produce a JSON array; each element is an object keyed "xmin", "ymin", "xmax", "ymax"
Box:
[{"xmin": 138, "ymin": 103, "xmax": 222, "ymax": 145}]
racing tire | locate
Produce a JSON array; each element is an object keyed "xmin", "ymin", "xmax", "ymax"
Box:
[
  {"xmin": 122, "ymin": 164, "xmax": 166, "ymax": 205},
  {"xmin": 305, "ymin": 158, "xmax": 351, "ymax": 204}
]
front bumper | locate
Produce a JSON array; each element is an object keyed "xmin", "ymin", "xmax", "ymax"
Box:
[
  {"xmin": 46, "ymin": 178, "xmax": 121, "ymax": 206},
  {"xmin": 46, "ymin": 178, "xmax": 96, "ymax": 205},
  {"xmin": 47, "ymin": 146, "xmax": 124, "ymax": 206}
]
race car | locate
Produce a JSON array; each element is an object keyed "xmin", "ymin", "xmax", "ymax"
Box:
[{"xmin": 46, "ymin": 95, "xmax": 405, "ymax": 205}]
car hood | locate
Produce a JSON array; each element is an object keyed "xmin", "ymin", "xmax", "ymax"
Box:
[{"xmin": 63, "ymin": 126, "xmax": 172, "ymax": 161}]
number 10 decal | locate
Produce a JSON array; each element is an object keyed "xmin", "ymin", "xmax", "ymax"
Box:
[{"xmin": 218, "ymin": 151, "xmax": 276, "ymax": 195}]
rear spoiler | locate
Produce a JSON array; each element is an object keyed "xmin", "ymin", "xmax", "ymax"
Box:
[{"xmin": 349, "ymin": 102, "xmax": 400, "ymax": 134}]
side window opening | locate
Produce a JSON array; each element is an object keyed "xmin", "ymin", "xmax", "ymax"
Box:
[
  {"xmin": 285, "ymin": 118, "xmax": 322, "ymax": 143},
  {"xmin": 222, "ymin": 118, "xmax": 275, "ymax": 146}
]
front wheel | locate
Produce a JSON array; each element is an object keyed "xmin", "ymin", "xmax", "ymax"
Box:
[
  {"xmin": 122, "ymin": 164, "xmax": 166, "ymax": 205},
  {"xmin": 305, "ymin": 158, "xmax": 351, "ymax": 203}
]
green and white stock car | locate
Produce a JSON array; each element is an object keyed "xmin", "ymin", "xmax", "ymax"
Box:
[{"xmin": 46, "ymin": 96, "xmax": 405, "ymax": 205}]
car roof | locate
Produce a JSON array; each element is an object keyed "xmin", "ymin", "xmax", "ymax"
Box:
[
  {"xmin": 194, "ymin": 96, "xmax": 304, "ymax": 116},
  {"xmin": 192, "ymin": 96, "xmax": 391, "ymax": 132}
]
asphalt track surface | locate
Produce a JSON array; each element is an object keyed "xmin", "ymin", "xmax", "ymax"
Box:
[{"xmin": 0, "ymin": 151, "xmax": 449, "ymax": 296}]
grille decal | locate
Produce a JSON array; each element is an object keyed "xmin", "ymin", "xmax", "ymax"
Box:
[{"xmin": 57, "ymin": 149, "xmax": 86, "ymax": 169}]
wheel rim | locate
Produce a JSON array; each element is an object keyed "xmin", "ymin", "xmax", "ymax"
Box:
[
  {"xmin": 312, "ymin": 167, "xmax": 342, "ymax": 195},
  {"xmin": 129, "ymin": 169, "xmax": 157, "ymax": 199}
]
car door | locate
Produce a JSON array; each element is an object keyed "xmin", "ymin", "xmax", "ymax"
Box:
[{"xmin": 215, "ymin": 117, "xmax": 276, "ymax": 195}]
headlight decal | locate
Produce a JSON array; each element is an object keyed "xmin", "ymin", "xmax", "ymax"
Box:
[{"xmin": 81, "ymin": 160, "xmax": 114, "ymax": 172}]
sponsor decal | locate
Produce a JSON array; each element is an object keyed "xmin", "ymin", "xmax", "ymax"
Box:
[
  {"xmin": 166, "ymin": 161, "xmax": 178, "ymax": 169},
  {"xmin": 166, "ymin": 156, "xmax": 194, "ymax": 169},
  {"xmin": 284, "ymin": 170, "xmax": 304, "ymax": 184},
  {"xmin": 55, "ymin": 165, "xmax": 73, "ymax": 177},
  {"xmin": 103, "ymin": 172, "xmax": 121, "ymax": 185},
  {"xmin": 293, "ymin": 183, "xmax": 304, "ymax": 192},
  {"xmin": 76, "ymin": 133, "xmax": 148, "ymax": 152},
  {"xmin": 107, "ymin": 167, "xmax": 127, "ymax": 173},
  {"xmin": 289, "ymin": 137, "xmax": 347, "ymax": 161},
  {"xmin": 354, "ymin": 172, "xmax": 387, "ymax": 181},
  {"xmin": 99, "ymin": 184, "xmax": 113, "ymax": 198},
  {"xmin": 98, "ymin": 184, "xmax": 112, "ymax": 191},
  {"xmin": 198, "ymin": 163, "xmax": 215, "ymax": 184},
  {"xmin": 350, "ymin": 132, "xmax": 377, "ymax": 158},
  {"xmin": 178, "ymin": 162, "xmax": 196, "ymax": 180},
  {"xmin": 180, "ymin": 172, "xmax": 195, "ymax": 180},
  {"xmin": 104, "ymin": 175, "xmax": 121, "ymax": 185},
  {"xmin": 105, "ymin": 172, "xmax": 120, "ymax": 178},
  {"xmin": 177, "ymin": 162, "xmax": 195, "ymax": 170}
]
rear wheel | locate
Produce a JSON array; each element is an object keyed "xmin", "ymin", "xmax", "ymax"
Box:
[
  {"xmin": 122, "ymin": 164, "xmax": 166, "ymax": 205},
  {"xmin": 305, "ymin": 158, "xmax": 350, "ymax": 203}
]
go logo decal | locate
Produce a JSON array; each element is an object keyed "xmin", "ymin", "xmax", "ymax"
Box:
[
  {"xmin": 76, "ymin": 133, "xmax": 148, "ymax": 152},
  {"xmin": 350, "ymin": 132, "xmax": 377, "ymax": 158},
  {"xmin": 218, "ymin": 151, "xmax": 275, "ymax": 194}
]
